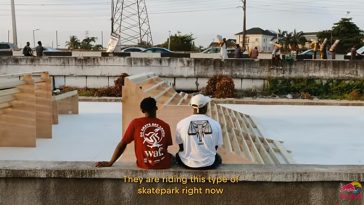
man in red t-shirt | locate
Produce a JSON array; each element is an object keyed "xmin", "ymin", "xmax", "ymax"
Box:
[{"xmin": 96, "ymin": 97, "xmax": 173, "ymax": 169}]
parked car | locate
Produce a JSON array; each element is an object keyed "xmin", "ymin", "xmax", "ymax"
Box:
[
  {"xmin": 344, "ymin": 46, "xmax": 364, "ymax": 60},
  {"xmin": 201, "ymin": 47, "xmax": 236, "ymax": 58},
  {"xmin": 0, "ymin": 42, "xmax": 17, "ymax": 51},
  {"xmin": 120, "ymin": 47, "xmax": 145, "ymax": 53},
  {"xmin": 0, "ymin": 42, "xmax": 17, "ymax": 56},
  {"xmin": 296, "ymin": 49, "xmax": 315, "ymax": 60},
  {"xmin": 142, "ymin": 47, "xmax": 173, "ymax": 54}
]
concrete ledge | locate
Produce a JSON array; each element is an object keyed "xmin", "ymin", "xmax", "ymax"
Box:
[
  {"xmin": 77, "ymin": 97, "xmax": 364, "ymax": 106},
  {"xmin": 1, "ymin": 161, "xmax": 364, "ymax": 205},
  {"xmin": 78, "ymin": 96, "xmax": 122, "ymax": 102},
  {"xmin": 54, "ymin": 90, "xmax": 78, "ymax": 101},
  {"xmin": 213, "ymin": 98, "xmax": 364, "ymax": 106},
  {"xmin": 0, "ymin": 161, "xmax": 363, "ymax": 182}
]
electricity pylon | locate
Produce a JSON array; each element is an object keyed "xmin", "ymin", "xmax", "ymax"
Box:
[{"xmin": 111, "ymin": 0, "xmax": 153, "ymax": 47}]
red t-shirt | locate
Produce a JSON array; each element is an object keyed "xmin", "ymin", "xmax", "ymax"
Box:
[{"xmin": 121, "ymin": 117, "xmax": 173, "ymax": 169}]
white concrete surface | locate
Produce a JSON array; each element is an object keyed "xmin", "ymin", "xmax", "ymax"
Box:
[
  {"xmin": 0, "ymin": 102, "xmax": 121, "ymax": 161},
  {"xmin": 130, "ymin": 52, "xmax": 161, "ymax": 58},
  {"xmin": 224, "ymin": 104, "xmax": 364, "ymax": 165},
  {"xmin": 1, "ymin": 102, "xmax": 363, "ymax": 165}
]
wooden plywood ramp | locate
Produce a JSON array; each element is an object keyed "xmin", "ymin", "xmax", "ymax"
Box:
[
  {"xmin": 0, "ymin": 74, "xmax": 37, "ymax": 147},
  {"xmin": 0, "ymin": 72, "xmax": 79, "ymax": 147},
  {"xmin": 123, "ymin": 73, "xmax": 294, "ymax": 164}
]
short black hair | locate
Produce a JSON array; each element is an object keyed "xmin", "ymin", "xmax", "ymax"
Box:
[{"xmin": 140, "ymin": 97, "xmax": 157, "ymax": 113}]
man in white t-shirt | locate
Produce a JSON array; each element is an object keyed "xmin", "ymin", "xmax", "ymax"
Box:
[{"xmin": 175, "ymin": 94, "xmax": 223, "ymax": 169}]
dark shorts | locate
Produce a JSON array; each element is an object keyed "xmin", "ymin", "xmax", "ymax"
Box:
[{"xmin": 175, "ymin": 152, "xmax": 222, "ymax": 170}]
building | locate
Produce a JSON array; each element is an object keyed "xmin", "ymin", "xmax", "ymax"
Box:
[
  {"xmin": 302, "ymin": 32, "xmax": 318, "ymax": 49},
  {"xmin": 235, "ymin": 27, "xmax": 276, "ymax": 52}
]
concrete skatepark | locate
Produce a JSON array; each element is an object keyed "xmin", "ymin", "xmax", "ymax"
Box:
[{"xmin": 1, "ymin": 70, "xmax": 364, "ymax": 204}]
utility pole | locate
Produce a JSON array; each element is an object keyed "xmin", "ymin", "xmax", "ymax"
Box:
[
  {"xmin": 101, "ymin": 31, "xmax": 104, "ymax": 48},
  {"xmin": 241, "ymin": 0, "xmax": 247, "ymax": 50},
  {"xmin": 33, "ymin": 29, "xmax": 39, "ymax": 47},
  {"xmin": 8, "ymin": 30, "xmax": 10, "ymax": 42},
  {"xmin": 168, "ymin": 30, "xmax": 171, "ymax": 50},
  {"xmin": 11, "ymin": 0, "xmax": 18, "ymax": 47},
  {"xmin": 56, "ymin": 30, "xmax": 59, "ymax": 48}
]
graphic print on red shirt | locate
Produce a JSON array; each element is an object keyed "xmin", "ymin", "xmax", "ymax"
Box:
[{"xmin": 121, "ymin": 117, "xmax": 172, "ymax": 169}]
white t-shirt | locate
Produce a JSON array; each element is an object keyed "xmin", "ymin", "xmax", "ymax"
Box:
[
  {"xmin": 176, "ymin": 114, "xmax": 223, "ymax": 168},
  {"xmin": 220, "ymin": 43, "xmax": 228, "ymax": 60}
]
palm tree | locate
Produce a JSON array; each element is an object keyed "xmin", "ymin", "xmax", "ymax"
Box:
[
  {"xmin": 80, "ymin": 37, "xmax": 97, "ymax": 50},
  {"xmin": 277, "ymin": 29, "xmax": 290, "ymax": 53},
  {"xmin": 277, "ymin": 29, "xmax": 307, "ymax": 52},
  {"xmin": 289, "ymin": 29, "xmax": 307, "ymax": 51},
  {"xmin": 66, "ymin": 36, "xmax": 81, "ymax": 50}
]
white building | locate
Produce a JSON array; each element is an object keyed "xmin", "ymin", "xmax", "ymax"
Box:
[{"xmin": 235, "ymin": 27, "xmax": 276, "ymax": 52}]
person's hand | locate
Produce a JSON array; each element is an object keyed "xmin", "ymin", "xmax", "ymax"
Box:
[{"xmin": 95, "ymin": 161, "xmax": 113, "ymax": 167}]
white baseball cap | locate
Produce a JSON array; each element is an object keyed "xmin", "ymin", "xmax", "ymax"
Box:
[{"xmin": 190, "ymin": 94, "xmax": 211, "ymax": 108}]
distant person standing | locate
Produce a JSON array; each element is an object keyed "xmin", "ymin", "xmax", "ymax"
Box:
[
  {"xmin": 220, "ymin": 38, "xmax": 228, "ymax": 61},
  {"xmin": 329, "ymin": 40, "xmax": 340, "ymax": 60},
  {"xmin": 234, "ymin": 44, "xmax": 242, "ymax": 58},
  {"xmin": 35, "ymin": 41, "xmax": 45, "ymax": 57},
  {"xmin": 351, "ymin": 47, "xmax": 357, "ymax": 60},
  {"xmin": 250, "ymin": 47, "xmax": 259, "ymax": 59},
  {"xmin": 22, "ymin": 42, "xmax": 33, "ymax": 56},
  {"xmin": 313, "ymin": 41, "xmax": 320, "ymax": 59},
  {"xmin": 320, "ymin": 39, "xmax": 328, "ymax": 59},
  {"xmin": 272, "ymin": 44, "xmax": 281, "ymax": 67}
]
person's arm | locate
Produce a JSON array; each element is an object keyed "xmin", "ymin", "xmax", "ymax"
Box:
[
  {"xmin": 95, "ymin": 142, "xmax": 127, "ymax": 167},
  {"xmin": 95, "ymin": 120, "xmax": 135, "ymax": 167}
]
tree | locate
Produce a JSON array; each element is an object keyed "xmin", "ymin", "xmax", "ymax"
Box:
[
  {"xmin": 138, "ymin": 40, "xmax": 152, "ymax": 48},
  {"xmin": 289, "ymin": 30, "xmax": 307, "ymax": 51},
  {"xmin": 92, "ymin": 44, "xmax": 104, "ymax": 51},
  {"xmin": 316, "ymin": 30, "xmax": 332, "ymax": 42},
  {"xmin": 160, "ymin": 32, "xmax": 197, "ymax": 51},
  {"xmin": 80, "ymin": 37, "xmax": 97, "ymax": 50},
  {"xmin": 66, "ymin": 36, "xmax": 103, "ymax": 50},
  {"xmin": 277, "ymin": 29, "xmax": 307, "ymax": 52},
  {"xmin": 66, "ymin": 35, "xmax": 81, "ymax": 50},
  {"xmin": 317, "ymin": 18, "xmax": 364, "ymax": 53}
]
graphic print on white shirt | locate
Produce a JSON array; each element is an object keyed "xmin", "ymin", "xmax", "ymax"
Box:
[
  {"xmin": 176, "ymin": 115, "xmax": 223, "ymax": 168},
  {"xmin": 188, "ymin": 120, "xmax": 212, "ymax": 145}
]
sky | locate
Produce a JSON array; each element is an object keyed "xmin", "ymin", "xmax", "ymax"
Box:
[{"xmin": 0, "ymin": 0, "xmax": 363, "ymax": 48}]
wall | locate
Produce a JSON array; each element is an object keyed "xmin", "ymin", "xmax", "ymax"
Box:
[
  {"xmin": 0, "ymin": 161, "xmax": 363, "ymax": 205},
  {"xmin": 0, "ymin": 57, "xmax": 363, "ymax": 91}
]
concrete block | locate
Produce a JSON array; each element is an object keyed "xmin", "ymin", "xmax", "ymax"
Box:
[
  {"xmin": 233, "ymin": 79, "xmax": 242, "ymax": 90},
  {"xmin": 86, "ymin": 76, "xmax": 109, "ymax": 88},
  {"xmin": 196, "ymin": 78, "xmax": 209, "ymax": 90},
  {"xmin": 130, "ymin": 53, "xmax": 161, "ymax": 58},
  {"xmin": 161, "ymin": 77, "xmax": 175, "ymax": 88},
  {"xmin": 54, "ymin": 76, "xmax": 65, "ymax": 88},
  {"xmin": 72, "ymin": 51, "xmax": 102, "ymax": 57},
  {"xmin": 190, "ymin": 53, "xmax": 220, "ymax": 59},
  {"xmin": 241, "ymin": 79, "xmax": 264, "ymax": 90},
  {"xmin": 175, "ymin": 78, "xmax": 198, "ymax": 91},
  {"xmin": 65, "ymin": 77, "xmax": 87, "ymax": 88}
]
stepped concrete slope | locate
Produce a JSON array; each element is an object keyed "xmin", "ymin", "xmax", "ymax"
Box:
[{"xmin": 122, "ymin": 73, "xmax": 294, "ymax": 164}]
